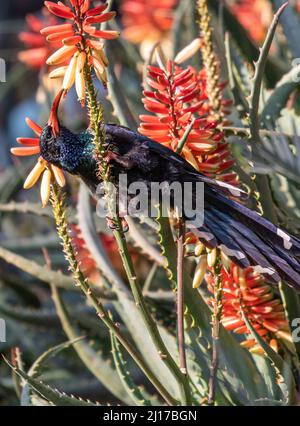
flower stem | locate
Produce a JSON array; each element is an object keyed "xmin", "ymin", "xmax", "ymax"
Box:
[
  {"xmin": 208, "ymin": 251, "xmax": 223, "ymax": 406},
  {"xmin": 112, "ymin": 214, "xmax": 190, "ymax": 405},
  {"xmin": 84, "ymin": 66, "xmax": 190, "ymax": 405},
  {"xmin": 50, "ymin": 183, "xmax": 177, "ymax": 406},
  {"xmin": 197, "ymin": 0, "xmax": 223, "ymax": 121}
]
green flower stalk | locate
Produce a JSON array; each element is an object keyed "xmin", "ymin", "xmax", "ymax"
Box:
[
  {"xmin": 197, "ymin": 0, "xmax": 223, "ymax": 121},
  {"xmin": 50, "ymin": 182, "xmax": 177, "ymax": 406}
]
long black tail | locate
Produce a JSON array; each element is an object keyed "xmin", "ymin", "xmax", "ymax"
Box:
[{"xmin": 196, "ymin": 186, "xmax": 300, "ymax": 290}]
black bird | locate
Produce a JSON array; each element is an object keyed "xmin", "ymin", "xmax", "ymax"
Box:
[{"xmin": 39, "ymin": 122, "xmax": 300, "ymax": 291}]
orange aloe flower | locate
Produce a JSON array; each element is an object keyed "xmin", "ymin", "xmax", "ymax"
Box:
[
  {"xmin": 18, "ymin": 8, "xmax": 60, "ymax": 69},
  {"xmin": 10, "ymin": 91, "xmax": 65, "ymax": 207},
  {"xmin": 206, "ymin": 264, "xmax": 291, "ymax": 353},
  {"xmin": 228, "ymin": 0, "xmax": 273, "ymax": 44},
  {"xmin": 121, "ymin": 0, "xmax": 177, "ymax": 57},
  {"xmin": 139, "ymin": 58, "xmax": 291, "ymax": 350},
  {"xmin": 41, "ymin": 0, "xmax": 119, "ymax": 104}
]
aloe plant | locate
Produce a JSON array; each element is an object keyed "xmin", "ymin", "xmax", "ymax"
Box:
[{"xmin": 1, "ymin": 0, "xmax": 300, "ymax": 407}]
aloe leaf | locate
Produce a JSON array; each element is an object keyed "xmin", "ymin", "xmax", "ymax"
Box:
[
  {"xmin": 110, "ymin": 332, "xmax": 154, "ymax": 406},
  {"xmin": 249, "ymin": 2, "xmax": 288, "ymax": 141},
  {"xmin": 209, "ymin": 0, "xmax": 286, "ymax": 84},
  {"xmin": 156, "ymin": 210, "xmax": 275, "ymax": 404},
  {"xmin": 271, "ymin": 0, "xmax": 300, "ymax": 58},
  {"xmin": 126, "ymin": 216, "xmax": 164, "ymax": 266},
  {"xmin": 241, "ymin": 308, "xmax": 295, "ymax": 405},
  {"xmin": 0, "ymin": 202, "xmax": 53, "ymax": 217},
  {"xmin": 279, "ymin": 282, "xmax": 300, "ymax": 363},
  {"xmin": 0, "ymin": 298, "xmax": 116, "ymax": 333},
  {"xmin": 270, "ymin": 175, "xmax": 300, "ymax": 231},
  {"xmin": 77, "ymin": 184, "xmax": 180, "ymax": 398},
  {"xmin": 21, "ymin": 338, "xmax": 84, "ymax": 406},
  {"xmin": 261, "ymin": 65, "xmax": 300, "ymax": 127},
  {"xmin": 0, "ymin": 245, "xmax": 113, "ymax": 298},
  {"xmin": 172, "ymin": 0, "xmax": 193, "ymax": 60},
  {"xmin": 4, "ymin": 357, "xmax": 99, "ymax": 407},
  {"xmin": 224, "ymin": 33, "xmax": 249, "ymax": 115},
  {"xmin": 51, "ymin": 284, "xmax": 135, "ymax": 405},
  {"xmin": 252, "ymin": 130, "xmax": 300, "ymax": 185},
  {"xmin": 107, "ymin": 64, "xmax": 138, "ymax": 130},
  {"xmin": 0, "ymin": 246, "xmax": 74, "ymax": 289}
]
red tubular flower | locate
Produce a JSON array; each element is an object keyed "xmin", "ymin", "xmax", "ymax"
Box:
[
  {"xmin": 228, "ymin": 0, "xmax": 272, "ymax": 44},
  {"xmin": 18, "ymin": 8, "xmax": 60, "ymax": 69},
  {"xmin": 71, "ymin": 225, "xmax": 141, "ymax": 284},
  {"xmin": 206, "ymin": 264, "xmax": 291, "ymax": 353},
  {"xmin": 139, "ymin": 60, "xmax": 237, "ymax": 184},
  {"xmin": 42, "ymin": 1, "xmax": 119, "ymax": 103},
  {"xmin": 121, "ymin": 0, "xmax": 177, "ymax": 57},
  {"xmin": 139, "ymin": 58, "xmax": 290, "ymax": 352}
]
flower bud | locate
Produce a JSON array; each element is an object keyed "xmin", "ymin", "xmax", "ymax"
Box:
[
  {"xmin": 41, "ymin": 169, "xmax": 52, "ymax": 208},
  {"xmin": 49, "ymin": 66, "xmax": 68, "ymax": 79},
  {"xmin": 63, "ymin": 53, "xmax": 78, "ymax": 90},
  {"xmin": 207, "ymin": 248, "xmax": 217, "ymax": 267},
  {"xmin": 174, "ymin": 39, "xmax": 201, "ymax": 64},
  {"xmin": 46, "ymin": 45, "xmax": 78, "ymax": 66},
  {"xmin": 193, "ymin": 255, "xmax": 208, "ymax": 288},
  {"xmin": 24, "ymin": 159, "xmax": 46, "ymax": 189},
  {"xmin": 195, "ymin": 242, "xmax": 205, "ymax": 257}
]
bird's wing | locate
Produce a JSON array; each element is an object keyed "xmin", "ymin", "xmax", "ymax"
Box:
[{"xmin": 142, "ymin": 133, "xmax": 248, "ymax": 200}]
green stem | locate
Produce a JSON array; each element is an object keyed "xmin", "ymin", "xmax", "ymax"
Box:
[
  {"xmin": 247, "ymin": 4, "xmax": 288, "ymax": 224},
  {"xmin": 112, "ymin": 215, "xmax": 189, "ymax": 405},
  {"xmin": 248, "ymin": 2, "xmax": 288, "ymax": 141},
  {"xmin": 176, "ymin": 220, "xmax": 192, "ymax": 406},
  {"xmin": 208, "ymin": 252, "xmax": 223, "ymax": 406},
  {"xmin": 50, "ymin": 184, "xmax": 176, "ymax": 406},
  {"xmin": 85, "ymin": 66, "xmax": 188, "ymax": 405}
]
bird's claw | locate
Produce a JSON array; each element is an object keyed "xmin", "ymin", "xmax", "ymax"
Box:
[{"xmin": 104, "ymin": 151, "xmax": 119, "ymax": 164}]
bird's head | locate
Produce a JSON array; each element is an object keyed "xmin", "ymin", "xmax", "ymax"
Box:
[{"xmin": 39, "ymin": 90, "xmax": 85, "ymax": 174}]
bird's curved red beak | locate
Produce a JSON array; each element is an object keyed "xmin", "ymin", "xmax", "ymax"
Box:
[{"xmin": 48, "ymin": 89, "xmax": 64, "ymax": 138}]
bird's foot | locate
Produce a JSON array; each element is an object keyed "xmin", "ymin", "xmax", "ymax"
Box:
[
  {"xmin": 104, "ymin": 150, "xmax": 119, "ymax": 164},
  {"xmin": 106, "ymin": 215, "xmax": 129, "ymax": 233}
]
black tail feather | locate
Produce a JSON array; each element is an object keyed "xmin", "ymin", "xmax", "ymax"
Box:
[
  {"xmin": 206, "ymin": 188, "xmax": 300, "ymax": 256},
  {"xmin": 205, "ymin": 210, "xmax": 250, "ymax": 269},
  {"xmin": 211, "ymin": 209, "xmax": 281, "ymax": 284},
  {"xmin": 201, "ymin": 187, "xmax": 300, "ymax": 290}
]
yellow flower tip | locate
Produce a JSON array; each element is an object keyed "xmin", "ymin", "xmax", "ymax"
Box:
[
  {"xmin": 275, "ymin": 330, "xmax": 293, "ymax": 343},
  {"xmin": 195, "ymin": 242, "xmax": 205, "ymax": 257},
  {"xmin": 75, "ymin": 54, "xmax": 86, "ymax": 105},
  {"xmin": 41, "ymin": 168, "xmax": 52, "ymax": 208},
  {"xmin": 47, "ymin": 45, "xmax": 78, "ymax": 66},
  {"xmin": 249, "ymin": 345, "xmax": 265, "ymax": 356},
  {"xmin": 174, "ymin": 38, "xmax": 201, "ymax": 64},
  {"xmin": 207, "ymin": 248, "xmax": 217, "ymax": 267},
  {"xmin": 51, "ymin": 165, "xmax": 66, "ymax": 188},
  {"xmin": 62, "ymin": 53, "xmax": 78, "ymax": 90},
  {"xmin": 77, "ymin": 51, "xmax": 87, "ymax": 72},
  {"xmin": 193, "ymin": 255, "xmax": 208, "ymax": 289},
  {"xmin": 49, "ymin": 66, "xmax": 68, "ymax": 79},
  {"xmin": 269, "ymin": 339, "xmax": 278, "ymax": 353},
  {"xmin": 23, "ymin": 160, "xmax": 46, "ymax": 190}
]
